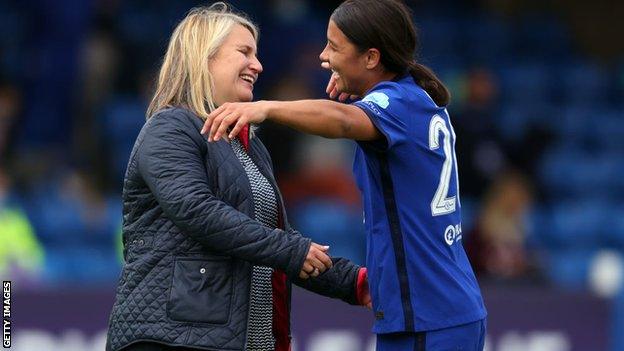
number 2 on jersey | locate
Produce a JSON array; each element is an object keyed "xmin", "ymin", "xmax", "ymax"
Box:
[{"xmin": 428, "ymin": 114, "xmax": 460, "ymax": 216}]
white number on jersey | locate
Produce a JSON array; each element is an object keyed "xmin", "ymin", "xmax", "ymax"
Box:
[{"xmin": 428, "ymin": 114, "xmax": 460, "ymax": 216}]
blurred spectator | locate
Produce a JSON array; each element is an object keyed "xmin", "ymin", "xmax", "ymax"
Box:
[
  {"xmin": 29, "ymin": 168, "xmax": 121, "ymax": 285},
  {"xmin": 453, "ymin": 67, "xmax": 506, "ymax": 198},
  {"xmin": 259, "ymin": 74, "xmax": 316, "ymax": 176},
  {"xmin": 73, "ymin": 14, "xmax": 121, "ymax": 188},
  {"xmin": 465, "ymin": 170, "xmax": 541, "ymax": 282},
  {"xmin": 281, "ymin": 136, "xmax": 366, "ymax": 265},
  {"xmin": 48, "ymin": 169, "xmax": 120, "ymax": 247},
  {"xmin": 280, "ymin": 136, "xmax": 360, "ymax": 208},
  {"xmin": 0, "ymin": 80, "xmax": 21, "ymax": 163},
  {"xmin": 0, "ymin": 168, "xmax": 44, "ymax": 284}
]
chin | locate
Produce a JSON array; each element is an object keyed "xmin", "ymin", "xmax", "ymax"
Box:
[
  {"xmin": 238, "ymin": 90, "xmax": 253, "ymax": 102},
  {"xmin": 336, "ymin": 82, "xmax": 349, "ymax": 95},
  {"xmin": 336, "ymin": 86, "xmax": 358, "ymax": 95},
  {"xmin": 337, "ymin": 87, "xmax": 352, "ymax": 96}
]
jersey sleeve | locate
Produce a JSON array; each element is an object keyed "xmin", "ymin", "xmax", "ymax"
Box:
[{"xmin": 353, "ymin": 82, "xmax": 408, "ymax": 150}]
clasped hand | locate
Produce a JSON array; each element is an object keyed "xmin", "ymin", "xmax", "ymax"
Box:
[{"xmin": 298, "ymin": 242, "xmax": 332, "ymax": 279}]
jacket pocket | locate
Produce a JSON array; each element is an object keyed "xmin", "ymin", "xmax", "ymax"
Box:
[{"xmin": 167, "ymin": 257, "xmax": 234, "ymax": 324}]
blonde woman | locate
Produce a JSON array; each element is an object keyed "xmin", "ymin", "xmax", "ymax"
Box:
[{"xmin": 105, "ymin": 3, "xmax": 370, "ymax": 351}]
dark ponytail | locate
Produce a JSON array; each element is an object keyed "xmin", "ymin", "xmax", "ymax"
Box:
[
  {"xmin": 408, "ymin": 62, "xmax": 450, "ymax": 106},
  {"xmin": 332, "ymin": 0, "xmax": 451, "ymax": 106}
]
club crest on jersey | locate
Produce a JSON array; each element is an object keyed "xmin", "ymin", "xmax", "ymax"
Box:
[{"xmin": 362, "ymin": 92, "xmax": 390, "ymax": 109}]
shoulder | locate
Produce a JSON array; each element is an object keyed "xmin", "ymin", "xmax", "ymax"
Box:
[
  {"xmin": 362, "ymin": 76, "xmax": 430, "ymax": 107},
  {"xmin": 148, "ymin": 107, "xmax": 203, "ymax": 129},
  {"xmin": 140, "ymin": 107, "xmax": 206, "ymax": 150},
  {"xmin": 356, "ymin": 79, "xmax": 409, "ymax": 119},
  {"xmin": 363, "ymin": 80, "xmax": 404, "ymax": 103},
  {"xmin": 401, "ymin": 77, "xmax": 441, "ymax": 110},
  {"xmin": 371, "ymin": 78, "xmax": 442, "ymax": 115}
]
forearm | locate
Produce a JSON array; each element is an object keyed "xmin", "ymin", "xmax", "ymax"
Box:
[
  {"xmin": 294, "ymin": 257, "xmax": 361, "ymax": 305},
  {"xmin": 171, "ymin": 195, "xmax": 310, "ymax": 272},
  {"xmin": 148, "ymin": 172, "xmax": 310, "ymax": 277},
  {"xmin": 263, "ymin": 100, "xmax": 360, "ymax": 139}
]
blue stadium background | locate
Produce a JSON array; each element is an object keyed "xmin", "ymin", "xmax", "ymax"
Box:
[{"xmin": 1, "ymin": 0, "xmax": 623, "ymax": 350}]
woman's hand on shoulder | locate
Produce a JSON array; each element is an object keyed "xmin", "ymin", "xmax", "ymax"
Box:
[{"xmin": 201, "ymin": 101, "xmax": 270, "ymax": 142}]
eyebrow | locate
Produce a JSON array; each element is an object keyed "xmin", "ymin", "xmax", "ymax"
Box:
[
  {"xmin": 237, "ymin": 44, "xmax": 256, "ymax": 53},
  {"xmin": 328, "ymin": 39, "xmax": 338, "ymax": 47}
]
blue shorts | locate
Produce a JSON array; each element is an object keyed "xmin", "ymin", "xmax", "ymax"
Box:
[{"xmin": 376, "ymin": 319, "xmax": 487, "ymax": 351}]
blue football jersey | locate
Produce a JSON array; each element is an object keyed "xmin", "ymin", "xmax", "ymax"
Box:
[{"xmin": 352, "ymin": 75, "xmax": 486, "ymax": 333}]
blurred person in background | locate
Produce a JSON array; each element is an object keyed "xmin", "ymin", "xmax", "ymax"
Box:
[
  {"xmin": 202, "ymin": 0, "xmax": 486, "ymax": 349},
  {"xmin": 280, "ymin": 136, "xmax": 360, "ymax": 209},
  {"xmin": 452, "ymin": 67, "xmax": 506, "ymax": 199},
  {"xmin": 73, "ymin": 14, "xmax": 121, "ymax": 190},
  {"xmin": 256, "ymin": 73, "xmax": 313, "ymax": 177},
  {"xmin": 464, "ymin": 170, "xmax": 540, "ymax": 281},
  {"xmin": 0, "ymin": 79, "xmax": 21, "ymax": 163},
  {"xmin": 0, "ymin": 168, "xmax": 44, "ymax": 284},
  {"xmin": 281, "ymin": 136, "xmax": 366, "ymax": 264},
  {"xmin": 106, "ymin": 4, "xmax": 370, "ymax": 351},
  {"xmin": 0, "ymin": 80, "xmax": 44, "ymax": 285}
]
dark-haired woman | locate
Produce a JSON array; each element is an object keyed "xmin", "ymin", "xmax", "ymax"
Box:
[{"xmin": 202, "ymin": 0, "xmax": 486, "ymax": 350}]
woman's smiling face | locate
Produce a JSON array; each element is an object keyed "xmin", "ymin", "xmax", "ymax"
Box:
[
  {"xmin": 209, "ymin": 24, "xmax": 263, "ymax": 105},
  {"xmin": 319, "ymin": 20, "xmax": 370, "ymax": 96}
]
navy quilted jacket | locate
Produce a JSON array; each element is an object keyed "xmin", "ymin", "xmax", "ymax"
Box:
[{"xmin": 106, "ymin": 107, "xmax": 361, "ymax": 351}]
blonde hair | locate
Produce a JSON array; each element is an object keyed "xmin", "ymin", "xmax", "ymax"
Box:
[{"xmin": 146, "ymin": 2, "xmax": 258, "ymax": 119}]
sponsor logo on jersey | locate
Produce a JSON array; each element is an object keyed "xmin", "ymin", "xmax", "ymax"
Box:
[
  {"xmin": 444, "ymin": 223, "xmax": 462, "ymax": 246},
  {"xmin": 362, "ymin": 92, "xmax": 390, "ymax": 109}
]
